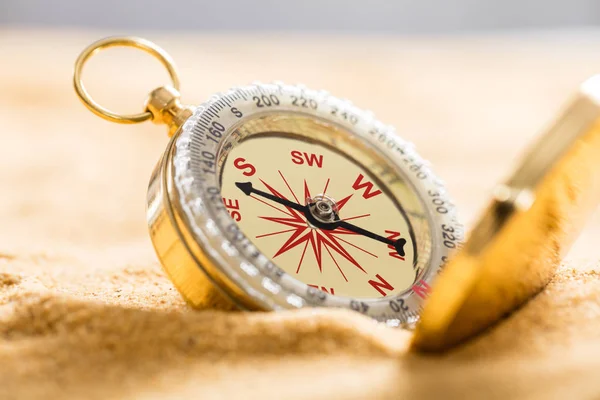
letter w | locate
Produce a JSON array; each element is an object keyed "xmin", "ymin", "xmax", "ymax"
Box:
[{"xmin": 352, "ymin": 174, "xmax": 382, "ymax": 199}]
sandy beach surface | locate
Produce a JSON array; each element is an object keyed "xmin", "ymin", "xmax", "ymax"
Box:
[{"xmin": 1, "ymin": 30, "xmax": 600, "ymax": 399}]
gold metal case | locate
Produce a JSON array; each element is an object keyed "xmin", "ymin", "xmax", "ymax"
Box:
[
  {"xmin": 146, "ymin": 83, "xmax": 462, "ymax": 324},
  {"xmin": 413, "ymin": 75, "xmax": 600, "ymax": 351},
  {"xmin": 147, "ymin": 136, "xmax": 249, "ymax": 310}
]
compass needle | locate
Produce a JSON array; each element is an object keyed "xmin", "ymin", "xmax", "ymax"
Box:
[{"xmin": 238, "ymin": 180, "xmax": 408, "ymax": 258}]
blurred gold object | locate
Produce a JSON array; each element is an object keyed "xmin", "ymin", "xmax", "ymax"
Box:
[{"xmin": 412, "ymin": 76, "xmax": 600, "ymax": 351}]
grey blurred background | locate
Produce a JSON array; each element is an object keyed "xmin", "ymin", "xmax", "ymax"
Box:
[{"xmin": 1, "ymin": 0, "xmax": 599, "ymax": 33}]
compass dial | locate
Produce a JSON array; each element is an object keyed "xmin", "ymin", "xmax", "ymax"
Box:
[
  {"xmin": 221, "ymin": 135, "xmax": 416, "ymax": 298},
  {"xmin": 162, "ymin": 83, "xmax": 462, "ymax": 324}
]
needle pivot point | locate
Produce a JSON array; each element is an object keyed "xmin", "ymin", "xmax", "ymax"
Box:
[{"xmin": 307, "ymin": 194, "xmax": 339, "ymax": 223}]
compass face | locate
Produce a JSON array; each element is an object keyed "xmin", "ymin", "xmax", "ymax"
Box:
[
  {"xmin": 167, "ymin": 83, "xmax": 461, "ymax": 324},
  {"xmin": 220, "ymin": 135, "xmax": 417, "ymax": 299}
]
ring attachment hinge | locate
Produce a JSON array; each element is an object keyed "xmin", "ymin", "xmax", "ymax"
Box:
[{"xmin": 145, "ymin": 86, "xmax": 194, "ymax": 137}]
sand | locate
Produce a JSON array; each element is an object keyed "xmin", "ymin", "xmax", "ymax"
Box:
[{"xmin": 1, "ymin": 30, "xmax": 600, "ymax": 399}]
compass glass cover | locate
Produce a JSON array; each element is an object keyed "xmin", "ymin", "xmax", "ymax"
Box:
[
  {"xmin": 219, "ymin": 113, "xmax": 429, "ymax": 299},
  {"xmin": 171, "ymin": 84, "xmax": 460, "ymax": 322}
]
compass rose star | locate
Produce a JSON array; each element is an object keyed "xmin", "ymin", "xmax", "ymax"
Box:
[{"xmin": 252, "ymin": 176, "xmax": 376, "ymax": 281}]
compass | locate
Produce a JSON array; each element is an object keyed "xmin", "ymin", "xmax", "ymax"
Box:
[
  {"xmin": 74, "ymin": 37, "xmax": 600, "ymax": 351},
  {"xmin": 74, "ymin": 37, "xmax": 462, "ymax": 326}
]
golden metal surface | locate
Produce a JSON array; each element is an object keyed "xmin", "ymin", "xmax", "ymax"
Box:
[
  {"xmin": 73, "ymin": 36, "xmax": 181, "ymax": 125},
  {"xmin": 412, "ymin": 79, "xmax": 600, "ymax": 351},
  {"xmin": 146, "ymin": 133, "xmax": 261, "ymax": 311}
]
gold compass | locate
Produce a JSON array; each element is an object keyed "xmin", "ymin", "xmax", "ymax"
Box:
[{"xmin": 74, "ymin": 36, "xmax": 600, "ymax": 351}]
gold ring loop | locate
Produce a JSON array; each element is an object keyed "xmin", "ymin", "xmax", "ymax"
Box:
[{"xmin": 73, "ymin": 36, "xmax": 180, "ymax": 124}]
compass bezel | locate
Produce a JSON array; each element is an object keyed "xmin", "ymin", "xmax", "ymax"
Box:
[{"xmin": 162, "ymin": 83, "xmax": 462, "ymax": 325}]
